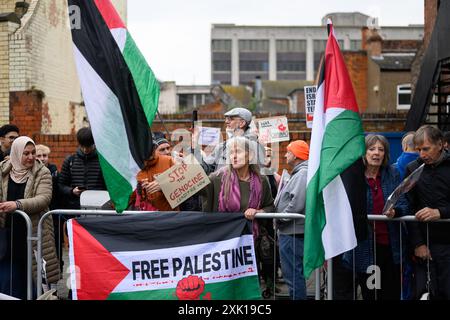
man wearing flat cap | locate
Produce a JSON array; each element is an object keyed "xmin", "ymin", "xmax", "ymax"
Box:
[
  {"xmin": 275, "ymin": 140, "xmax": 310, "ymax": 300},
  {"xmin": 200, "ymin": 107, "xmax": 265, "ymax": 174}
]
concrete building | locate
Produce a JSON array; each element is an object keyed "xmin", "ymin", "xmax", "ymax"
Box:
[
  {"xmin": 0, "ymin": 0, "xmax": 127, "ymax": 135},
  {"xmin": 211, "ymin": 12, "xmax": 424, "ymax": 86},
  {"xmin": 159, "ymin": 83, "xmax": 215, "ymax": 114}
]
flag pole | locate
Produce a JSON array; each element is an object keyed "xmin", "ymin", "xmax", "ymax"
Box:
[
  {"xmin": 327, "ymin": 259, "xmax": 333, "ymax": 300},
  {"xmin": 156, "ymin": 110, "xmax": 173, "ymax": 146},
  {"xmin": 315, "ymin": 268, "xmax": 321, "ymax": 300}
]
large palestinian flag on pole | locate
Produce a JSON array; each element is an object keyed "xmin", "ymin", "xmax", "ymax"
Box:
[
  {"xmin": 303, "ymin": 20, "xmax": 366, "ymax": 278},
  {"xmin": 68, "ymin": 0, "xmax": 160, "ymax": 212},
  {"xmin": 67, "ymin": 213, "xmax": 261, "ymax": 300}
]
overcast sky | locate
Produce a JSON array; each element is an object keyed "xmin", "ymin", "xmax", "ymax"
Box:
[{"xmin": 127, "ymin": 0, "xmax": 424, "ymax": 85}]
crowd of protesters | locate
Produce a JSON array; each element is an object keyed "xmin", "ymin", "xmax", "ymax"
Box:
[{"xmin": 0, "ymin": 113, "xmax": 449, "ymax": 301}]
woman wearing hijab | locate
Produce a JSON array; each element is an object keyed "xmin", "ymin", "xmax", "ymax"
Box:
[{"xmin": 0, "ymin": 136, "xmax": 59, "ymax": 299}]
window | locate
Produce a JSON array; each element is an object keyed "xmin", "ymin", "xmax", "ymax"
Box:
[
  {"xmin": 276, "ymin": 40, "xmax": 306, "ymax": 79},
  {"xmin": 313, "ymin": 40, "xmax": 327, "ymax": 73},
  {"xmin": 350, "ymin": 40, "xmax": 362, "ymax": 51},
  {"xmin": 239, "ymin": 40, "xmax": 269, "ymax": 52},
  {"xmin": 276, "ymin": 40, "xmax": 306, "ymax": 52},
  {"xmin": 213, "ymin": 60, "xmax": 231, "ymax": 71},
  {"xmin": 212, "ymin": 40, "xmax": 232, "ymax": 52},
  {"xmin": 397, "ymin": 84, "xmax": 412, "ymax": 110}
]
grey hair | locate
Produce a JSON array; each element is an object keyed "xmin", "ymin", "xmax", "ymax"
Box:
[{"xmin": 221, "ymin": 136, "xmax": 260, "ymax": 202}]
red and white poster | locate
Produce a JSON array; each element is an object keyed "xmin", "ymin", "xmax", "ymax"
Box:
[
  {"xmin": 257, "ymin": 116, "xmax": 290, "ymax": 144},
  {"xmin": 304, "ymin": 86, "xmax": 317, "ymax": 129}
]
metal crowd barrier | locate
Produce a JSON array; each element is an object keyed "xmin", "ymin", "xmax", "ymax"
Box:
[
  {"xmin": 36, "ymin": 211, "xmax": 450, "ymax": 300},
  {"xmin": 324, "ymin": 215, "xmax": 450, "ymax": 301},
  {"xmin": 2, "ymin": 211, "xmax": 33, "ymax": 300},
  {"xmin": 35, "ymin": 210, "xmax": 308, "ymax": 299}
]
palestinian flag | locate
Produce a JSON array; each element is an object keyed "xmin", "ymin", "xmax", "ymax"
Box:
[
  {"xmin": 67, "ymin": 212, "xmax": 261, "ymax": 300},
  {"xmin": 68, "ymin": 0, "xmax": 160, "ymax": 212},
  {"xmin": 303, "ymin": 20, "xmax": 367, "ymax": 278}
]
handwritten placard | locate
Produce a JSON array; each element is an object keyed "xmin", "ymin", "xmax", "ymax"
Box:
[
  {"xmin": 198, "ymin": 127, "xmax": 222, "ymax": 146},
  {"xmin": 257, "ymin": 116, "xmax": 290, "ymax": 144},
  {"xmin": 155, "ymin": 155, "xmax": 210, "ymax": 209}
]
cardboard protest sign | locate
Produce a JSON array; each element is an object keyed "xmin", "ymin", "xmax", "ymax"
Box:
[
  {"xmin": 155, "ymin": 155, "xmax": 210, "ymax": 209},
  {"xmin": 304, "ymin": 86, "xmax": 317, "ymax": 129},
  {"xmin": 257, "ymin": 116, "xmax": 290, "ymax": 144},
  {"xmin": 198, "ymin": 127, "xmax": 222, "ymax": 146}
]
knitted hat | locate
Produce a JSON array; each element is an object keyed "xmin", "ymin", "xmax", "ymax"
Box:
[
  {"xmin": 154, "ymin": 137, "xmax": 169, "ymax": 146},
  {"xmin": 287, "ymin": 140, "xmax": 309, "ymax": 160}
]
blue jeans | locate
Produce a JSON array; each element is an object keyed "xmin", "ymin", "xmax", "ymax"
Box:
[{"xmin": 279, "ymin": 234, "xmax": 306, "ymax": 300}]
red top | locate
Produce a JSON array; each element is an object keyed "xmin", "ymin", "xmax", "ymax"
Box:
[{"xmin": 367, "ymin": 173, "xmax": 389, "ymax": 246}]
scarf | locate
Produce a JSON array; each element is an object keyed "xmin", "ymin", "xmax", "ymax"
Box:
[
  {"xmin": 10, "ymin": 136, "xmax": 35, "ymax": 184},
  {"xmin": 218, "ymin": 167, "xmax": 262, "ymax": 212}
]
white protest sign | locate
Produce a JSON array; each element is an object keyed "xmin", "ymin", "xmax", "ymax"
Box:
[
  {"xmin": 155, "ymin": 154, "xmax": 210, "ymax": 209},
  {"xmin": 304, "ymin": 86, "xmax": 317, "ymax": 129},
  {"xmin": 198, "ymin": 127, "xmax": 222, "ymax": 146},
  {"xmin": 257, "ymin": 116, "xmax": 290, "ymax": 144}
]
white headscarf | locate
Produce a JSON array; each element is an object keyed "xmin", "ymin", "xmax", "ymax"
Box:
[{"xmin": 10, "ymin": 136, "xmax": 35, "ymax": 184}]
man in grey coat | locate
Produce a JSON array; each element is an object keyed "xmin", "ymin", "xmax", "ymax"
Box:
[
  {"xmin": 199, "ymin": 107, "xmax": 265, "ymax": 174},
  {"xmin": 275, "ymin": 140, "xmax": 309, "ymax": 300}
]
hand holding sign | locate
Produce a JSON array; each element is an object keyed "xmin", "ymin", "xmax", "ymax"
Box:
[
  {"xmin": 257, "ymin": 116, "xmax": 290, "ymax": 144},
  {"xmin": 382, "ymin": 163, "xmax": 425, "ymax": 215},
  {"xmin": 156, "ymin": 155, "xmax": 211, "ymax": 209}
]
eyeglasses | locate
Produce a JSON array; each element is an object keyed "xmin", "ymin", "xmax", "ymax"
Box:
[{"xmin": 225, "ymin": 116, "xmax": 240, "ymax": 121}]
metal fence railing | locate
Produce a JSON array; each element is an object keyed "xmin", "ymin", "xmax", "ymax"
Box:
[
  {"xmin": 1, "ymin": 211, "xmax": 33, "ymax": 300},
  {"xmin": 25, "ymin": 210, "xmax": 450, "ymax": 300},
  {"xmin": 324, "ymin": 215, "xmax": 450, "ymax": 301},
  {"xmin": 35, "ymin": 210, "xmax": 309, "ymax": 300}
]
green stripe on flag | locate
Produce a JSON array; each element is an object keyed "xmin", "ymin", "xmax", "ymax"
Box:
[
  {"xmin": 304, "ymin": 173, "xmax": 326, "ymax": 278},
  {"xmin": 98, "ymin": 152, "xmax": 133, "ymax": 213},
  {"xmin": 107, "ymin": 276, "xmax": 261, "ymax": 300},
  {"xmin": 318, "ymin": 110, "xmax": 365, "ymax": 191},
  {"xmin": 123, "ymin": 33, "xmax": 160, "ymax": 126},
  {"xmin": 304, "ymin": 110, "xmax": 365, "ymax": 278}
]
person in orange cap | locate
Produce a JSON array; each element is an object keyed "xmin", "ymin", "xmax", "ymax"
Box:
[{"xmin": 274, "ymin": 139, "xmax": 309, "ymax": 300}]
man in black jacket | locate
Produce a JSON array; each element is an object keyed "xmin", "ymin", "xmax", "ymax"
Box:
[
  {"xmin": 406, "ymin": 125, "xmax": 450, "ymax": 299},
  {"xmin": 58, "ymin": 127, "xmax": 106, "ymax": 209}
]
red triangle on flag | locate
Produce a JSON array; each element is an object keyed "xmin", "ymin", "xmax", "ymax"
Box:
[
  {"xmin": 71, "ymin": 220, "xmax": 130, "ymax": 300},
  {"xmin": 323, "ymin": 23, "xmax": 359, "ymax": 114}
]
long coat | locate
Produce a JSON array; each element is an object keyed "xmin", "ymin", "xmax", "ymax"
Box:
[{"xmin": 0, "ymin": 160, "xmax": 60, "ymax": 284}]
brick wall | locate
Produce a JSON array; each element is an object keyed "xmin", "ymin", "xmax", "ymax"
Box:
[
  {"xmin": 8, "ymin": 89, "xmax": 78, "ymax": 169},
  {"xmin": 10, "ymin": 90, "xmax": 43, "ymax": 137},
  {"xmin": 343, "ymin": 51, "xmax": 368, "ymax": 112},
  {"xmin": 0, "ymin": 20, "xmax": 20, "ymax": 124},
  {"xmin": 33, "ymin": 133, "xmax": 78, "ymax": 170},
  {"xmin": 0, "ymin": 21, "xmax": 10, "ymax": 123},
  {"xmin": 0, "ymin": 0, "xmax": 16, "ymax": 13},
  {"xmin": 424, "ymin": 0, "xmax": 438, "ymax": 48},
  {"xmin": 21, "ymin": 112, "xmax": 408, "ymax": 173},
  {"xmin": 8, "ymin": 0, "xmax": 84, "ymax": 134},
  {"xmin": 151, "ymin": 113, "xmax": 408, "ymax": 174}
]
